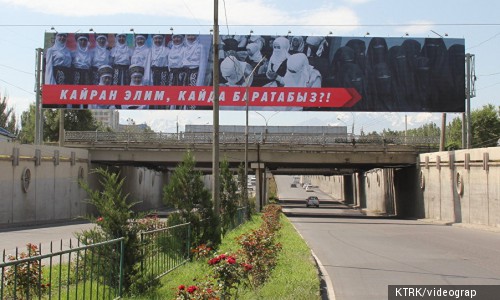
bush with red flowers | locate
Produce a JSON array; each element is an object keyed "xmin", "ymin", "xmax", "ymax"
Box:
[{"xmin": 3, "ymin": 243, "xmax": 50, "ymax": 299}]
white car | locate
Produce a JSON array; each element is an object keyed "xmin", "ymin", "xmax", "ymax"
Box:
[{"xmin": 305, "ymin": 185, "xmax": 314, "ymax": 192}]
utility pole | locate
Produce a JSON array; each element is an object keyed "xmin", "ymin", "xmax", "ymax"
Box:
[
  {"xmin": 465, "ymin": 53, "xmax": 473, "ymax": 149},
  {"xmin": 212, "ymin": 0, "xmax": 220, "ymax": 220},
  {"xmin": 440, "ymin": 113, "xmax": 446, "ymax": 151},
  {"xmin": 34, "ymin": 48, "xmax": 43, "ymax": 145}
]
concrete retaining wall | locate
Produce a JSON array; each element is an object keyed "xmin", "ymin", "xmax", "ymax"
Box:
[
  {"xmin": 0, "ymin": 142, "xmax": 89, "ymax": 226},
  {"xmin": 307, "ymin": 147, "xmax": 500, "ymax": 228},
  {"xmin": 418, "ymin": 147, "xmax": 500, "ymax": 227},
  {"xmin": 0, "ymin": 142, "xmax": 167, "ymax": 227}
]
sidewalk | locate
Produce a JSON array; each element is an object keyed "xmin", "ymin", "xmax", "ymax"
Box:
[{"xmin": 0, "ymin": 222, "xmax": 96, "ymax": 256}]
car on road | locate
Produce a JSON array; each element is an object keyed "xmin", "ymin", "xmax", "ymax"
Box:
[
  {"xmin": 306, "ymin": 196, "xmax": 320, "ymax": 207},
  {"xmin": 305, "ymin": 185, "xmax": 314, "ymax": 192}
]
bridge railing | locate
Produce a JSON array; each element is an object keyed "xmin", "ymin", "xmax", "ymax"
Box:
[{"xmin": 64, "ymin": 131, "xmax": 440, "ymax": 147}]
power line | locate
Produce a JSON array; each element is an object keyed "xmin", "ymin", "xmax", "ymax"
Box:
[
  {"xmin": 0, "ymin": 64, "xmax": 34, "ymax": 75},
  {"xmin": 3, "ymin": 23, "xmax": 500, "ymax": 28},
  {"xmin": 0, "ymin": 78, "xmax": 35, "ymax": 95}
]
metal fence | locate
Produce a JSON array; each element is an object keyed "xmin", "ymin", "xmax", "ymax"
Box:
[
  {"xmin": 1, "ymin": 238, "xmax": 124, "ymax": 300},
  {"xmin": 1, "ymin": 211, "xmax": 248, "ymax": 299},
  {"xmin": 139, "ymin": 222, "xmax": 190, "ymax": 281},
  {"xmin": 64, "ymin": 131, "xmax": 440, "ymax": 147}
]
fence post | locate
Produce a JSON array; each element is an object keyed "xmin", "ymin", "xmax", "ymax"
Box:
[
  {"xmin": 187, "ymin": 223, "xmax": 191, "ymax": 259},
  {"xmin": 119, "ymin": 239, "xmax": 124, "ymax": 298}
]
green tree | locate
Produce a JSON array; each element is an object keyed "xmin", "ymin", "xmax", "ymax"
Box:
[
  {"xmin": 19, "ymin": 106, "xmax": 99, "ymax": 143},
  {"xmin": 0, "ymin": 93, "xmax": 17, "ymax": 135},
  {"xmin": 162, "ymin": 151, "xmax": 220, "ymax": 247},
  {"xmin": 19, "ymin": 104, "xmax": 36, "ymax": 143},
  {"xmin": 471, "ymin": 104, "xmax": 500, "ymax": 147},
  {"xmin": 77, "ymin": 167, "xmax": 152, "ymax": 294},
  {"xmin": 447, "ymin": 104, "xmax": 500, "ymax": 148},
  {"xmin": 219, "ymin": 158, "xmax": 238, "ymax": 234},
  {"xmin": 446, "ymin": 117, "xmax": 463, "ymax": 150}
]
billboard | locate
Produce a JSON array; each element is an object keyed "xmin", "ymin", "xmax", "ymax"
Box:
[{"xmin": 42, "ymin": 32, "xmax": 465, "ymax": 112}]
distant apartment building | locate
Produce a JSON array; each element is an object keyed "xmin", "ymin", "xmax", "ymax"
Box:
[
  {"xmin": 91, "ymin": 109, "xmax": 119, "ymax": 130},
  {"xmin": 0, "ymin": 127, "xmax": 16, "ymax": 142}
]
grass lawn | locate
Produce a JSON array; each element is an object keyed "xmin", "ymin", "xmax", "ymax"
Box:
[{"xmin": 128, "ymin": 213, "xmax": 321, "ymax": 299}]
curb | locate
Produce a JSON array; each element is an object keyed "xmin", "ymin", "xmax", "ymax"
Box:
[
  {"xmin": 311, "ymin": 250, "xmax": 336, "ymax": 300},
  {"xmin": 289, "ymin": 221, "xmax": 335, "ymax": 300}
]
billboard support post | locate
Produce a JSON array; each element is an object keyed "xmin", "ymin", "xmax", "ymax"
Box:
[
  {"xmin": 465, "ymin": 53, "xmax": 472, "ymax": 149},
  {"xmin": 212, "ymin": 0, "xmax": 220, "ymax": 221},
  {"xmin": 245, "ymin": 56, "xmax": 266, "ymax": 211},
  {"xmin": 34, "ymin": 48, "xmax": 43, "ymax": 145}
]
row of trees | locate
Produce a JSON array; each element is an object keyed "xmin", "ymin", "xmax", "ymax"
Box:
[
  {"xmin": 1, "ymin": 94, "xmax": 499, "ymax": 148},
  {"xmin": 77, "ymin": 151, "xmax": 250, "ymax": 295},
  {"xmin": 360, "ymin": 104, "xmax": 500, "ymax": 149}
]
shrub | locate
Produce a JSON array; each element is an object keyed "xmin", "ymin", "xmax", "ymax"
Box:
[
  {"xmin": 78, "ymin": 167, "xmax": 153, "ymax": 294},
  {"xmin": 3, "ymin": 243, "xmax": 49, "ymax": 299}
]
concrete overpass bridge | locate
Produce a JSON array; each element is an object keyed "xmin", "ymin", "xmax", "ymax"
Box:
[{"xmin": 64, "ymin": 131, "xmax": 439, "ymax": 175}]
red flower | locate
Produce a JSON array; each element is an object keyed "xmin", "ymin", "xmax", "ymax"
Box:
[
  {"xmin": 227, "ymin": 257, "xmax": 236, "ymax": 264},
  {"xmin": 243, "ymin": 263, "xmax": 253, "ymax": 271},
  {"xmin": 187, "ymin": 285, "xmax": 198, "ymax": 294},
  {"xmin": 178, "ymin": 285, "xmax": 185, "ymax": 290},
  {"xmin": 96, "ymin": 217, "xmax": 104, "ymax": 222}
]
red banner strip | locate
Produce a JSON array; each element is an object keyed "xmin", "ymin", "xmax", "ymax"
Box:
[{"xmin": 42, "ymin": 85, "xmax": 361, "ymax": 108}]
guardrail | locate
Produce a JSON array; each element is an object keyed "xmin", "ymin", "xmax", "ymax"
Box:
[{"xmin": 65, "ymin": 131, "xmax": 440, "ymax": 146}]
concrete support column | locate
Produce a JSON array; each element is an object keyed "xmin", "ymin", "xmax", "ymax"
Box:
[{"xmin": 251, "ymin": 163, "xmax": 265, "ymax": 212}]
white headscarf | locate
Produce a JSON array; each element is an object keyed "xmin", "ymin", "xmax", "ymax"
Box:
[
  {"xmin": 306, "ymin": 36, "xmax": 327, "ymax": 57},
  {"xmin": 168, "ymin": 35, "xmax": 184, "ymax": 68},
  {"xmin": 92, "ymin": 35, "xmax": 111, "ymax": 67},
  {"xmin": 111, "ymin": 34, "xmax": 132, "ymax": 65},
  {"xmin": 283, "ymin": 53, "xmax": 319, "ymax": 87},
  {"xmin": 131, "ymin": 35, "xmax": 150, "ymax": 67},
  {"xmin": 290, "ymin": 36, "xmax": 305, "ymax": 53},
  {"xmin": 269, "ymin": 37, "xmax": 290, "ymax": 71},
  {"xmin": 183, "ymin": 35, "xmax": 202, "ymax": 68},
  {"xmin": 220, "ymin": 56, "xmax": 246, "ymax": 85},
  {"xmin": 73, "ymin": 36, "xmax": 92, "ymax": 69},
  {"xmin": 151, "ymin": 35, "xmax": 169, "ymax": 67},
  {"xmin": 246, "ymin": 43, "xmax": 263, "ymax": 63}
]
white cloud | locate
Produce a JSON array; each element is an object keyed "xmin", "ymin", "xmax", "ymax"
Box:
[
  {"xmin": 394, "ymin": 20, "xmax": 435, "ymax": 36},
  {"xmin": 1, "ymin": 0, "xmax": 360, "ymax": 35},
  {"xmin": 343, "ymin": 0, "xmax": 372, "ymax": 4}
]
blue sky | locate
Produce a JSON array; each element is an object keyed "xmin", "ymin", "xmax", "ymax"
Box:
[{"xmin": 1, "ymin": 0, "xmax": 499, "ymax": 134}]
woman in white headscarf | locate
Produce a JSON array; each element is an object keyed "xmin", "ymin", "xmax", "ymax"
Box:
[
  {"xmin": 283, "ymin": 53, "xmax": 322, "ymax": 88},
  {"xmin": 245, "ymin": 43, "xmax": 267, "ymax": 74},
  {"xmin": 182, "ymin": 34, "xmax": 206, "ymax": 87},
  {"xmin": 131, "ymin": 34, "xmax": 151, "ymax": 85},
  {"xmin": 289, "ymin": 36, "xmax": 305, "ymax": 55},
  {"xmin": 110, "ymin": 33, "xmax": 132, "ymax": 85},
  {"xmin": 45, "ymin": 32, "xmax": 72, "ymax": 85},
  {"xmin": 266, "ymin": 36, "xmax": 290, "ymax": 86},
  {"xmin": 91, "ymin": 34, "xmax": 112, "ymax": 84},
  {"xmin": 71, "ymin": 34, "xmax": 93, "ymax": 85},
  {"xmin": 168, "ymin": 34, "xmax": 186, "ymax": 86},
  {"xmin": 220, "ymin": 56, "xmax": 253, "ymax": 86},
  {"xmin": 150, "ymin": 34, "xmax": 170, "ymax": 86}
]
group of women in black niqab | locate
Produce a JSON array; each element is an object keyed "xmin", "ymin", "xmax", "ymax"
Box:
[{"xmin": 330, "ymin": 37, "xmax": 464, "ymax": 112}]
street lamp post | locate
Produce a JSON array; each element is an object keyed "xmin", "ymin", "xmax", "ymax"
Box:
[
  {"xmin": 244, "ymin": 57, "xmax": 267, "ymax": 214},
  {"xmin": 254, "ymin": 111, "xmax": 280, "ymax": 143},
  {"xmin": 337, "ymin": 112, "xmax": 355, "ymax": 138}
]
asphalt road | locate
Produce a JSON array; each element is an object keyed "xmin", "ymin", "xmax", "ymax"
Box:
[
  {"xmin": 0, "ymin": 222, "xmax": 96, "ymax": 258},
  {"xmin": 275, "ymin": 175, "xmax": 500, "ymax": 300}
]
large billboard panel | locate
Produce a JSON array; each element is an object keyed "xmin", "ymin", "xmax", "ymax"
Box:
[{"xmin": 42, "ymin": 33, "xmax": 465, "ymax": 112}]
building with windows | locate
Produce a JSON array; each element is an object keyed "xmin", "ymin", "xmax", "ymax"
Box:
[
  {"xmin": 0, "ymin": 127, "xmax": 15, "ymax": 142},
  {"xmin": 91, "ymin": 109, "xmax": 119, "ymax": 130}
]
